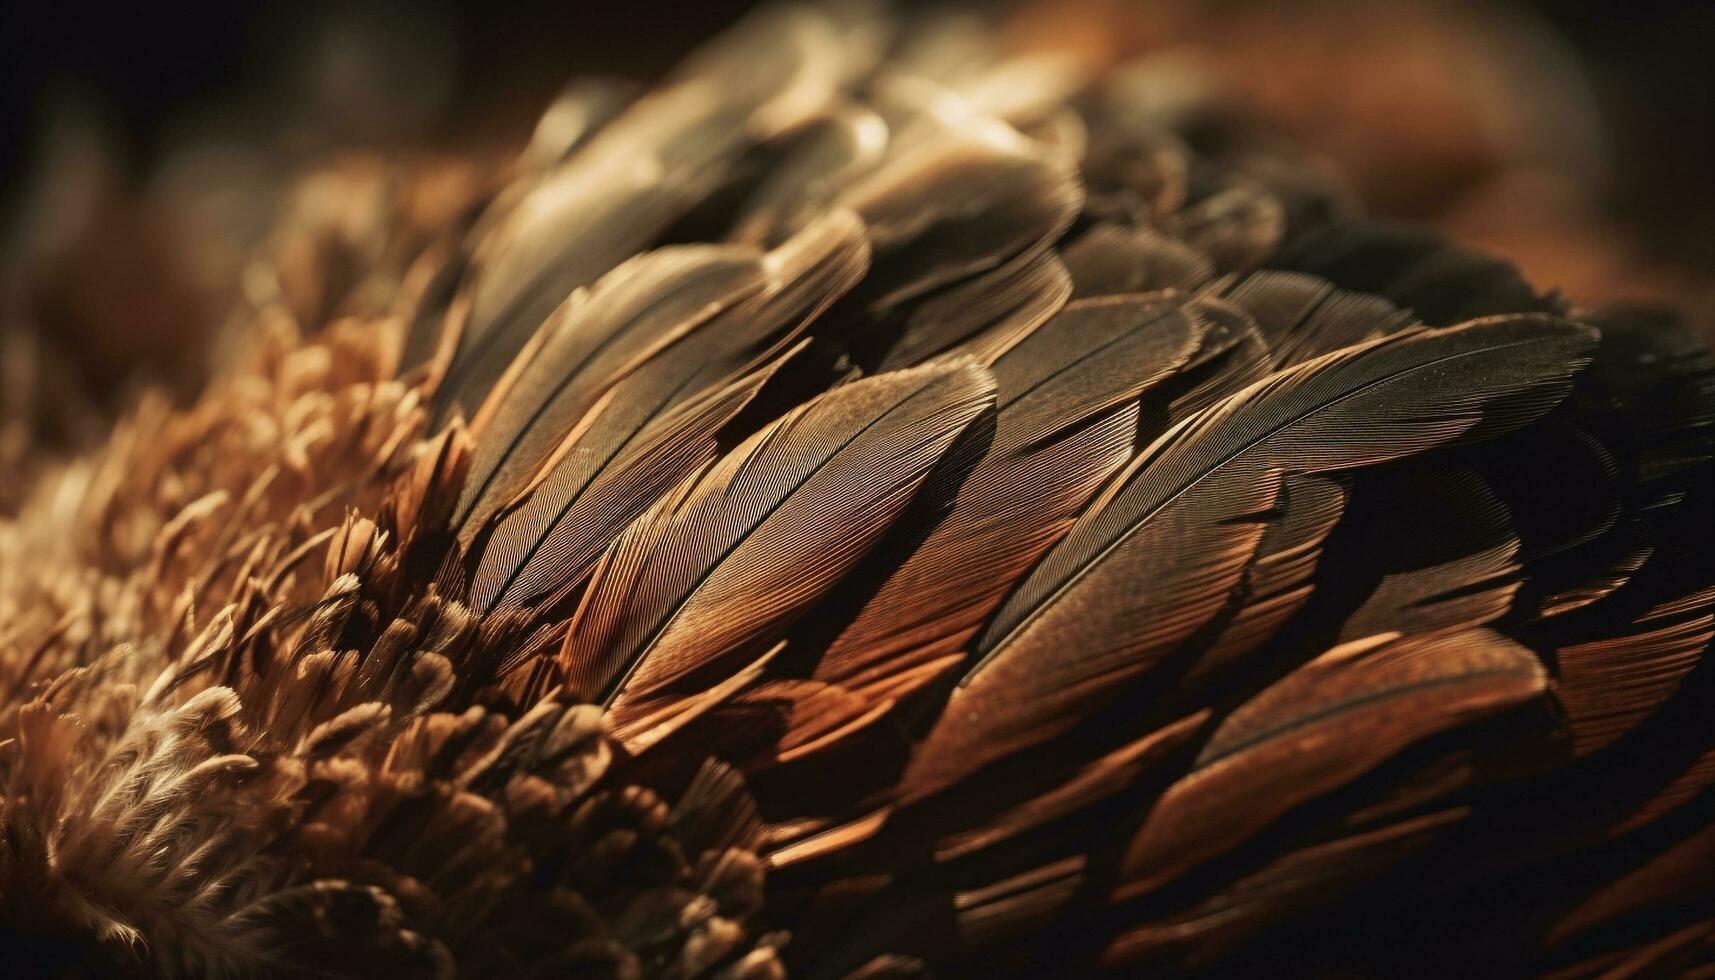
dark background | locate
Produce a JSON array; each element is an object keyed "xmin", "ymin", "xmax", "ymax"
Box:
[
  {"xmin": 1, "ymin": 0, "xmax": 1711, "ymax": 411},
  {"xmin": 0, "ymin": 0, "xmax": 761, "ymax": 192},
  {"xmin": 1517, "ymin": 0, "xmax": 1715, "ymax": 282},
  {"xmin": 3, "ymin": 0, "xmax": 1711, "ymax": 249}
]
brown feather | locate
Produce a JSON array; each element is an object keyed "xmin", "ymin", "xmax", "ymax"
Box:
[
  {"xmin": 902, "ymin": 316, "xmax": 1595, "ymax": 801},
  {"xmin": 813, "ymin": 297, "xmax": 1204, "ymax": 707},
  {"xmin": 465, "ymin": 212, "xmax": 870, "ymax": 616},
  {"xmin": 560, "ymin": 360, "xmax": 996, "ymax": 744},
  {"xmin": 1117, "ymin": 629, "xmax": 1546, "ymax": 898}
]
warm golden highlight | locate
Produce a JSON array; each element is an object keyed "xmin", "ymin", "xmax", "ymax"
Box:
[{"xmin": 2, "ymin": 5, "xmax": 1711, "ymax": 978}]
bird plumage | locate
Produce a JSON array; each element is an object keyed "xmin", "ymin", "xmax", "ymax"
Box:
[{"xmin": 2, "ymin": 4, "xmax": 1712, "ymax": 978}]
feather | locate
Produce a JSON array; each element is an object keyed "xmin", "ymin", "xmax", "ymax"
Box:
[
  {"xmin": 452, "ymin": 246, "xmax": 768, "ymax": 536},
  {"xmin": 837, "ymin": 123, "xmax": 1082, "ymax": 316},
  {"xmin": 1105, "ymin": 809, "xmax": 1468, "ymax": 969},
  {"xmin": 1272, "ymin": 220, "xmax": 1558, "ymax": 326},
  {"xmin": 935, "ymin": 711, "xmax": 1211, "ymax": 863},
  {"xmin": 464, "ymin": 212, "xmax": 870, "ymax": 615},
  {"xmin": 1614, "ymin": 743, "xmax": 1715, "ymax": 835},
  {"xmin": 1222, "ymin": 270, "xmax": 1418, "ymax": 369},
  {"xmin": 901, "ymin": 316, "xmax": 1595, "ymax": 799},
  {"xmin": 12, "ymin": 7, "xmax": 1715, "ymax": 976},
  {"xmin": 812, "ymin": 297, "xmax": 1205, "ymax": 706},
  {"xmin": 1553, "ymin": 586, "xmax": 1715, "ymax": 757},
  {"xmin": 559, "ymin": 360, "xmax": 996, "ymax": 743},
  {"xmin": 1472, "ymin": 310, "xmax": 1715, "ymax": 756},
  {"xmin": 872, "ymin": 246, "xmax": 1073, "ymax": 372},
  {"xmin": 1079, "ymin": 110, "xmax": 1190, "ymax": 225},
  {"xmin": 518, "ymin": 77, "xmax": 638, "ymax": 175},
  {"xmin": 954, "ymin": 857, "xmax": 1086, "ymax": 947},
  {"xmin": 1170, "ymin": 177, "xmax": 1284, "ymax": 274},
  {"xmin": 1547, "ymin": 822, "xmax": 1715, "ymax": 949},
  {"xmin": 1156, "ymin": 297, "xmax": 1273, "ymax": 423},
  {"xmin": 732, "ymin": 106, "xmax": 891, "ymax": 246},
  {"xmin": 1334, "ymin": 465, "xmax": 1523, "ymax": 643},
  {"xmin": 434, "ymin": 6, "xmax": 850, "ymax": 415},
  {"xmin": 1180, "ymin": 473, "xmax": 1348, "ymax": 685},
  {"xmin": 436, "ymin": 170, "xmax": 706, "ymax": 417},
  {"xmin": 1116, "ymin": 629, "xmax": 1547, "ymax": 899},
  {"xmin": 1063, "ymin": 224, "xmax": 1216, "ymax": 298}
]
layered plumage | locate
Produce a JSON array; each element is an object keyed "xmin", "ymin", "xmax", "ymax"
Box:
[{"xmin": 2, "ymin": 5, "xmax": 1712, "ymax": 978}]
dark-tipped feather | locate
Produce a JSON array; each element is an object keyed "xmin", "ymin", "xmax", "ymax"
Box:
[
  {"xmin": 452, "ymin": 246, "xmax": 768, "ymax": 536},
  {"xmin": 1117, "ymin": 629, "xmax": 1547, "ymax": 898},
  {"xmin": 465, "ymin": 212, "xmax": 871, "ymax": 616},
  {"xmin": 902, "ymin": 316, "xmax": 1595, "ymax": 799},
  {"xmin": 812, "ymin": 297, "xmax": 1204, "ymax": 707},
  {"xmin": 560, "ymin": 360, "xmax": 996, "ymax": 743}
]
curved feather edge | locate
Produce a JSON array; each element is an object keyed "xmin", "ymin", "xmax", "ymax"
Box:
[
  {"xmin": 1116, "ymin": 629, "xmax": 1547, "ymax": 899},
  {"xmin": 559, "ymin": 359, "xmax": 997, "ymax": 745},
  {"xmin": 900, "ymin": 315, "xmax": 1595, "ymax": 801},
  {"xmin": 465, "ymin": 211, "xmax": 871, "ymax": 615}
]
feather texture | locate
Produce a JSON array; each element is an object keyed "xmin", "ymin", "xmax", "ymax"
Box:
[
  {"xmin": 464, "ymin": 211, "xmax": 871, "ymax": 616},
  {"xmin": 812, "ymin": 297, "xmax": 1204, "ymax": 706},
  {"xmin": 433, "ymin": 7, "xmax": 854, "ymax": 415},
  {"xmin": 1117, "ymin": 629, "xmax": 1548, "ymax": 898},
  {"xmin": 453, "ymin": 246, "xmax": 768, "ymax": 535},
  {"xmin": 4, "ymin": 6, "xmax": 1713, "ymax": 978},
  {"xmin": 560, "ymin": 360, "xmax": 996, "ymax": 742},
  {"xmin": 902, "ymin": 316, "xmax": 1595, "ymax": 799}
]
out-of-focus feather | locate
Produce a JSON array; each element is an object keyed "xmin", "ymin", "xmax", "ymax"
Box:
[
  {"xmin": 519, "ymin": 77, "xmax": 639, "ymax": 175},
  {"xmin": 1080, "ymin": 111, "xmax": 1191, "ymax": 225},
  {"xmin": 434, "ymin": 7, "xmax": 852, "ymax": 415},
  {"xmin": 1063, "ymin": 224, "xmax": 1215, "ymax": 297},
  {"xmin": 1171, "ymin": 177, "xmax": 1284, "ymax": 274},
  {"xmin": 733, "ymin": 106, "xmax": 891, "ymax": 245},
  {"xmin": 838, "ymin": 124, "xmax": 1082, "ymax": 315}
]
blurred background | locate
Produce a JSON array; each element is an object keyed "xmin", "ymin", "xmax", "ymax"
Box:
[{"xmin": 3, "ymin": 0, "xmax": 1712, "ymax": 447}]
